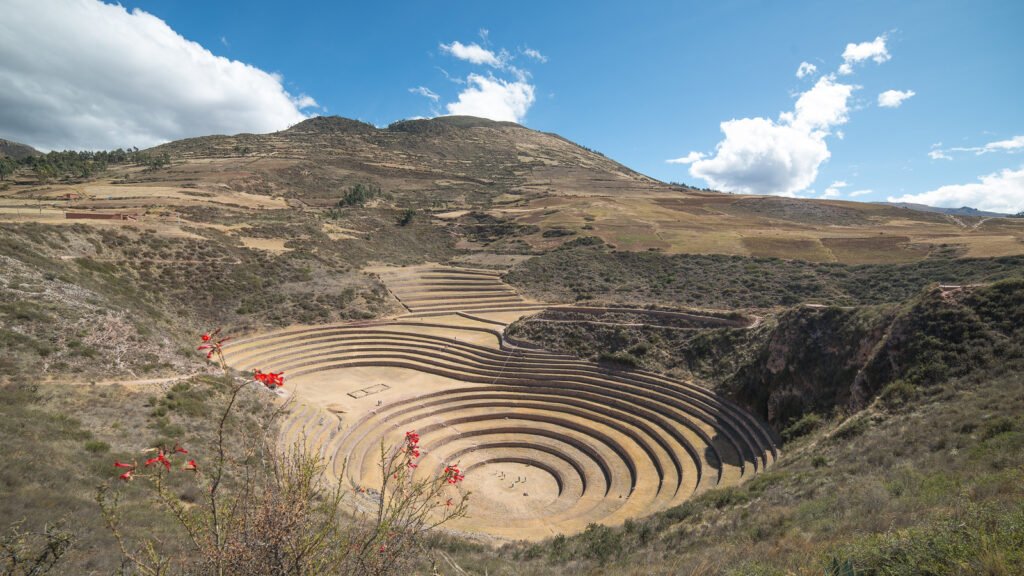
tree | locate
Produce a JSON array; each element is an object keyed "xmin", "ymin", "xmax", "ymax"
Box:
[
  {"xmin": 0, "ymin": 157, "xmax": 15, "ymax": 181},
  {"xmin": 398, "ymin": 208, "xmax": 416, "ymax": 226}
]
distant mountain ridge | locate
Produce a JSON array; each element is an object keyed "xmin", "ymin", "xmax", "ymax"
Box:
[
  {"xmin": 878, "ymin": 201, "xmax": 1009, "ymax": 218},
  {"xmin": 0, "ymin": 138, "xmax": 41, "ymax": 160}
]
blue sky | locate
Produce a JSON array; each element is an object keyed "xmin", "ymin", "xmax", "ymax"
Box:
[{"xmin": 2, "ymin": 0, "xmax": 1022, "ymax": 212}]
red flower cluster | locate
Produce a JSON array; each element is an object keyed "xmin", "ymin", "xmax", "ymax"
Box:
[
  {"xmin": 197, "ymin": 328, "xmax": 231, "ymax": 361},
  {"xmin": 405, "ymin": 430, "xmax": 420, "ymax": 469},
  {"xmin": 145, "ymin": 451, "xmax": 171, "ymax": 471},
  {"xmin": 443, "ymin": 464, "xmax": 464, "ymax": 484},
  {"xmin": 114, "ymin": 444, "xmax": 198, "ymax": 481},
  {"xmin": 253, "ymin": 369, "xmax": 284, "ymax": 388},
  {"xmin": 114, "ymin": 460, "xmax": 136, "ymax": 481}
]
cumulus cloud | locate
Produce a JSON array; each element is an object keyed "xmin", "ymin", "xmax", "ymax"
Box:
[
  {"xmin": 0, "ymin": 0, "xmax": 314, "ymax": 151},
  {"xmin": 439, "ymin": 41, "xmax": 503, "ymax": 67},
  {"xmin": 928, "ymin": 149, "xmax": 953, "ymax": 160},
  {"xmin": 888, "ymin": 167, "xmax": 1024, "ymax": 214},
  {"xmin": 878, "ymin": 89, "xmax": 915, "ymax": 108},
  {"xmin": 445, "ymin": 74, "xmax": 535, "ymax": 123},
  {"xmin": 688, "ymin": 76, "xmax": 854, "ymax": 196},
  {"xmin": 689, "ymin": 117, "xmax": 832, "ymax": 196},
  {"xmin": 435, "ymin": 36, "xmax": 542, "ymax": 123},
  {"xmin": 838, "ymin": 35, "xmax": 890, "ymax": 75},
  {"xmin": 666, "ymin": 151, "xmax": 705, "ymax": 165},
  {"xmin": 796, "ymin": 61, "xmax": 817, "ymax": 78},
  {"xmin": 409, "ymin": 86, "xmax": 440, "ymax": 102}
]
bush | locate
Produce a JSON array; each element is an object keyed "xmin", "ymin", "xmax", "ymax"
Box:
[
  {"xmin": 581, "ymin": 523, "xmax": 621, "ymax": 563},
  {"xmin": 781, "ymin": 413, "xmax": 824, "ymax": 442},
  {"xmin": 981, "ymin": 417, "xmax": 1016, "ymax": 440},
  {"xmin": 831, "ymin": 415, "xmax": 869, "ymax": 442},
  {"xmin": 338, "ymin": 183, "xmax": 381, "ymax": 207},
  {"xmin": 83, "ymin": 440, "xmax": 110, "ymax": 454},
  {"xmin": 397, "ymin": 208, "xmax": 415, "ymax": 226},
  {"xmin": 878, "ymin": 380, "xmax": 918, "ymax": 410}
]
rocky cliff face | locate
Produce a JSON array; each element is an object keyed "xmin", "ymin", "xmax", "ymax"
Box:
[
  {"xmin": 729, "ymin": 280, "xmax": 1024, "ymax": 427},
  {"xmin": 727, "ymin": 305, "xmax": 896, "ymax": 425}
]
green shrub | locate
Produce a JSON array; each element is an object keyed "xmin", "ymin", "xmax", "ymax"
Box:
[
  {"xmin": 83, "ymin": 440, "xmax": 110, "ymax": 454},
  {"xmin": 879, "ymin": 380, "xmax": 918, "ymax": 410},
  {"xmin": 831, "ymin": 415, "xmax": 869, "ymax": 442},
  {"xmin": 782, "ymin": 413, "xmax": 824, "ymax": 442},
  {"xmin": 981, "ymin": 417, "xmax": 1016, "ymax": 440},
  {"xmin": 581, "ymin": 523, "xmax": 621, "ymax": 563}
]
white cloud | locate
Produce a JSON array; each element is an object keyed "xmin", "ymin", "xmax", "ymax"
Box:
[
  {"xmin": 888, "ymin": 167, "xmax": 1024, "ymax": 214},
  {"xmin": 438, "ymin": 36, "xmax": 539, "ymax": 123},
  {"xmin": 523, "ymin": 48, "xmax": 548, "ymax": 63},
  {"xmin": 978, "ymin": 135, "xmax": 1024, "ymax": 152},
  {"xmin": 931, "ymin": 135, "xmax": 1024, "ymax": 159},
  {"xmin": 409, "ymin": 86, "xmax": 440, "ymax": 102},
  {"xmin": 791, "ymin": 76, "xmax": 856, "ymax": 131},
  {"xmin": 666, "ymin": 151, "xmax": 705, "ymax": 165},
  {"xmin": 878, "ymin": 89, "xmax": 915, "ymax": 108},
  {"xmin": 291, "ymin": 94, "xmax": 319, "ymax": 109},
  {"xmin": 439, "ymin": 41, "xmax": 503, "ymax": 67},
  {"xmin": 0, "ymin": 0, "xmax": 314, "ymax": 151},
  {"xmin": 839, "ymin": 35, "xmax": 890, "ymax": 75},
  {"xmin": 445, "ymin": 74, "xmax": 535, "ymax": 123},
  {"xmin": 690, "ymin": 117, "xmax": 831, "ymax": 196},
  {"xmin": 821, "ymin": 180, "xmax": 848, "ymax": 198},
  {"xmin": 796, "ymin": 61, "xmax": 817, "ymax": 79},
  {"xmin": 688, "ymin": 76, "xmax": 854, "ymax": 196},
  {"xmin": 849, "ymin": 189, "xmax": 873, "ymax": 197}
]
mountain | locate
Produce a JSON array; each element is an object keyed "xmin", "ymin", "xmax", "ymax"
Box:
[
  {"xmin": 150, "ymin": 115, "xmax": 667, "ymax": 205},
  {"xmin": 0, "ymin": 137, "xmax": 41, "ymax": 160},
  {"xmin": 878, "ymin": 201, "xmax": 1009, "ymax": 218}
]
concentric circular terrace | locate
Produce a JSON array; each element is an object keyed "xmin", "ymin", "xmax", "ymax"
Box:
[{"xmin": 221, "ymin": 265, "xmax": 778, "ymax": 540}]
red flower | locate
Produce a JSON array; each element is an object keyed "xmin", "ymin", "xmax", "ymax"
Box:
[
  {"xmin": 173, "ymin": 444, "xmax": 188, "ymax": 454},
  {"xmin": 113, "ymin": 460, "xmax": 135, "ymax": 469},
  {"xmin": 444, "ymin": 464, "xmax": 465, "ymax": 484},
  {"xmin": 119, "ymin": 470, "xmax": 134, "ymax": 482},
  {"xmin": 145, "ymin": 451, "xmax": 172, "ymax": 471},
  {"xmin": 199, "ymin": 329, "xmax": 230, "ymax": 362},
  {"xmin": 182, "ymin": 459, "xmax": 198, "ymax": 472},
  {"xmin": 253, "ymin": 369, "xmax": 285, "ymax": 388},
  {"xmin": 378, "ymin": 544, "xmax": 387, "ymax": 554},
  {"xmin": 407, "ymin": 461, "xmax": 418, "ymax": 469},
  {"xmin": 405, "ymin": 430, "xmax": 420, "ymax": 445}
]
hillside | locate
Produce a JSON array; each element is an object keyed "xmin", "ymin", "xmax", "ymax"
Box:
[
  {"xmin": 0, "ymin": 137, "xmax": 41, "ymax": 160},
  {"xmin": 880, "ymin": 201, "xmax": 1009, "ymax": 218},
  {"xmin": 2, "ymin": 115, "xmax": 1023, "ymax": 266}
]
